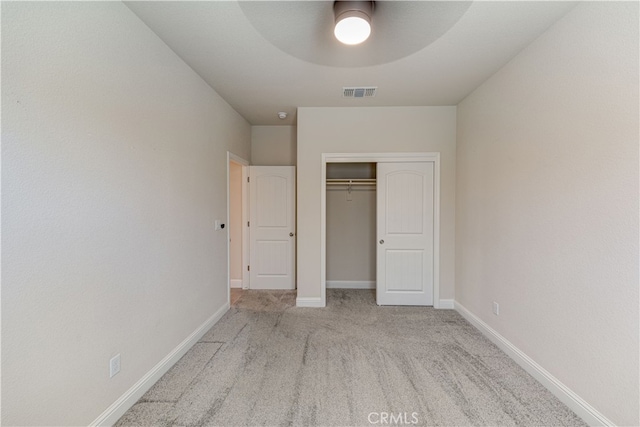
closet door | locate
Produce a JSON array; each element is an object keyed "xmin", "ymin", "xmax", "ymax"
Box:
[
  {"xmin": 249, "ymin": 166, "xmax": 296, "ymax": 289},
  {"xmin": 377, "ymin": 162, "xmax": 434, "ymax": 305}
]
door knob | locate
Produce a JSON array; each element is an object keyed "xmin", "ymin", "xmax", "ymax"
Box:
[
  {"xmin": 290, "ymin": 232, "xmax": 295, "ymax": 237},
  {"xmin": 379, "ymin": 239, "xmax": 384, "ymax": 244}
]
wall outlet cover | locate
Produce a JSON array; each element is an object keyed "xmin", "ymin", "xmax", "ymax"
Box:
[{"xmin": 110, "ymin": 354, "xmax": 121, "ymax": 378}]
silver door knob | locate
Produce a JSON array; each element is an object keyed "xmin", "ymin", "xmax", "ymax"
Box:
[
  {"xmin": 379, "ymin": 239, "xmax": 384, "ymax": 244},
  {"xmin": 290, "ymin": 232, "xmax": 294, "ymax": 237}
]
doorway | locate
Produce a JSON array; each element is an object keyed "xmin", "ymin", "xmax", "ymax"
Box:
[
  {"xmin": 326, "ymin": 163, "xmax": 376, "ymax": 290},
  {"xmin": 228, "ymin": 158, "xmax": 296, "ymax": 298},
  {"xmin": 227, "ymin": 152, "xmax": 249, "ymax": 304},
  {"xmin": 320, "ymin": 153, "xmax": 441, "ymax": 307}
]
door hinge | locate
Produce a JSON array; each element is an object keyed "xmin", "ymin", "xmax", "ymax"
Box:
[
  {"xmin": 247, "ymin": 265, "xmax": 250, "ymax": 271},
  {"xmin": 247, "ymin": 221, "xmax": 250, "ymax": 227},
  {"xmin": 247, "ymin": 177, "xmax": 250, "ymax": 183}
]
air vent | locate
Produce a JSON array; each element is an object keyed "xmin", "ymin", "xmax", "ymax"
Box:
[{"xmin": 343, "ymin": 87, "xmax": 377, "ymax": 98}]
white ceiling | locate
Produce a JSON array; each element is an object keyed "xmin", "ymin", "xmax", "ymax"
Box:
[{"xmin": 125, "ymin": 1, "xmax": 577, "ymax": 125}]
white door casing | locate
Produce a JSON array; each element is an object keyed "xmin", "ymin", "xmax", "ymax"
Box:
[
  {"xmin": 227, "ymin": 152, "xmax": 250, "ymax": 298},
  {"xmin": 249, "ymin": 166, "xmax": 296, "ymax": 290},
  {"xmin": 376, "ymin": 162, "xmax": 434, "ymax": 306}
]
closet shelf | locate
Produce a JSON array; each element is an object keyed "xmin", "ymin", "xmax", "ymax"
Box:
[{"xmin": 326, "ymin": 179, "xmax": 376, "ymax": 186}]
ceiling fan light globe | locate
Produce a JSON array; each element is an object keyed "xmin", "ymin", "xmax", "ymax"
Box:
[{"xmin": 334, "ymin": 13, "xmax": 371, "ymax": 45}]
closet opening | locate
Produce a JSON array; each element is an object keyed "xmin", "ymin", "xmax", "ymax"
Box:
[
  {"xmin": 320, "ymin": 152, "xmax": 441, "ymax": 308},
  {"xmin": 325, "ymin": 163, "xmax": 377, "ymax": 290}
]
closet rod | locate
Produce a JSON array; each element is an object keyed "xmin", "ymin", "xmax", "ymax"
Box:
[
  {"xmin": 326, "ymin": 179, "xmax": 376, "ymax": 186},
  {"xmin": 326, "ymin": 183, "xmax": 376, "ymax": 186}
]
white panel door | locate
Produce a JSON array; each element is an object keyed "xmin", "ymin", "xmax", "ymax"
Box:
[
  {"xmin": 249, "ymin": 166, "xmax": 296, "ymax": 289},
  {"xmin": 377, "ymin": 162, "xmax": 434, "ymax": 305}
]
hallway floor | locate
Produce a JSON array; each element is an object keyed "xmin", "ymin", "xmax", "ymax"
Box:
[
  {"xmin": 230, "ymin": 287, "xmax": 243, "ymax": 306},
  {"xmin": 116, "ymin": 289, "xmax": 585, "ymax": 426}
]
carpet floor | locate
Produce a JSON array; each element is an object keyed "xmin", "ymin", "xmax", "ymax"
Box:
[{"xmin": 116, "ymin": 289, "xmax": 586, "ymax": 426}]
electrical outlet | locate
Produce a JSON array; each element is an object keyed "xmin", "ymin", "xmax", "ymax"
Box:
[
  {"xmin": 110, "ymin": 354, "xmax": 121, "ymax": 378},
  {"xmin": 492, "ymin": 301, "xmax": 499, "ymax": 316}
]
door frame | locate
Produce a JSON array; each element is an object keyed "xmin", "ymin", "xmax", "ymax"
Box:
[
  {"xmin": 227, "ymin": 152, "xmax": 250, "ymax": 303},
  {"xmin": 320, "ymin": 152, "xmax": 441, "ymax": 308}
]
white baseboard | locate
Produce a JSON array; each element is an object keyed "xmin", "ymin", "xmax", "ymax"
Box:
[
  {"xmin": 230, "ymin": 279, "xmax": 242, "ymax": 288},
  {"xmin": 89, "ymin": 302, "xmax": 230, "ymax": 427},
  {"xmin": 437, "ymin": 299, "xmax": 454, "ymax": 309},
  {"xmin": 326, "ymin": 280, "xmax": 375, "ymax": 289},
  {"xmin": 296, "ymin": 297, "xmax": 325, "ymax": 308},
  {"xmin": 454, "ymin": 301, "xmax": 614, "ymax": 427}
]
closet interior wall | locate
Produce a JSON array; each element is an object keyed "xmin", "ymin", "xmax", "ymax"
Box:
[{"xmin": 326, "ymin": 163, "xmax": 376, "ymax": 288}]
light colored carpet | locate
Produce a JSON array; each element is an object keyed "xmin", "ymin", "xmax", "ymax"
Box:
[{"xmin": 116, "ymin": 289, "xmax": 586, "ymax": 427}]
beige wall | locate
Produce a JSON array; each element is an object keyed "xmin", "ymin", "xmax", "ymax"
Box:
[
  {"xmin": 1, "ymin": 3, "xmax": 251, "ymax": 425},
  {"xmin": 297, "ymin": 107, "xmax": 456, "ymax": 303},
  {"xmin": 456, "ymin": 2, "xmax": 639, "ymax": 425},
  {"xmin": 229, "ymin": 162, "xmax": 243, "ymax": 282},
  {"xmin": 251, "ymin": 125, "xmax": 297, "ymax": 166}
]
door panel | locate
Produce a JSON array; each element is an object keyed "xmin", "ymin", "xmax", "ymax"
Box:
[
  {"xmin": 386, "ymin": 172, "xmax": 425, "ymax": 234},
  {"xmin": 249, "ymin": 166, "xmax": 296, "ymax": 289},
  {"xmin": 255, "ymin": 240, "xmax": 289, "ymax": 275},
  {"xmin": 256, "ymin": 176, "xmax": 288, "ymax": 226},
  {"xmin": 377, "ymin": 162, "xmax": 434, "ymax": 305},
  {"xmin": 385, "ymin": 250, "xmax": 424, "ymax": 291}
]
